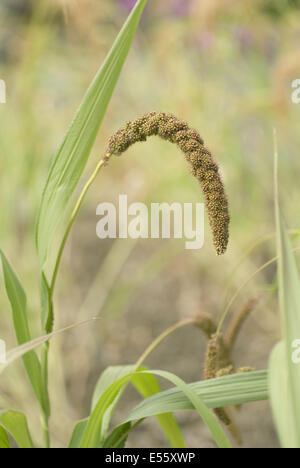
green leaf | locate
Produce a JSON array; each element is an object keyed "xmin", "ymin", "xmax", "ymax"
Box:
[
  {"xmin": 80, "ymin": 373, "xmax": 131, "ymax": 448},
  {"xmin": 0, "ymin": 411, "xmax": 34, "ymax": 448},
  {"xmin": 126, "ymin": 370, "xmax": 268, "ymax": 421},
  {"xmin": 68, "ymin": 419, "xmax": 88, "ymax": 448},
  {"xmin": 0, "ymin": 426, "xmax": 10, "ymax": 448},
  {"xmin": 269, "ymin": 140, "xmax": 300, "ymax": 448},
  {"xmin": 91, "ymin": 365, "xmax": 134, "ymax": 410},
  {"xmin": 0, "ymin": 251, "xmax": 44, "ymax": 408},
  {"xmin": 102, "ymin": 422, "xmax": 132, "ymax": 448},
  {"xmin": 91, "ymin": 366, "xmax": 186, "ymax": 448},
  {"xmin": 91, "ymin": 365, "xmax": 135, "ymax": 445},
  {"xmin": 81, "ymin": 369, "xmax": 232, "ymax": 449},
  {"xmin": 131, "ymin": 372, "xmax": 187, "ymax": 448},
  {"xmin": 269, "ymin": 342, "xmax": 299, "ymax": 447},
  {"xmin": 35, "ymin": 0, "xmax": 147, "ymax": 265},
  {"xmin": 138, "ymin": 370, "xmax": 231, "ymax": 448},
  {"xmin": 0, "ymin": 318, "xmax": 97, "ymax": 375},
  {"xmin": 40, "ymin": 272, "xmax": 53, "ymax": 334}
]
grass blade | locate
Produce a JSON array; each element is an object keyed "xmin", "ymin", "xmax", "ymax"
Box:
[
  {"xmin": 80, "ymin": 373, "xmax": 131, "ymax": 448},
  {"xmin": 0, "ymin": 251, "xmax": 44, "ymax": 408},
  {"xmin": 131, "ymin": 371, "xmax": 187, "ymax": 448},
  {"xmin": 0, "ymin": 426, "xmax": 10, "ymax": 448},
  {"xmin": 35, "ymin": 0, "xmax": 147, "ymax": 265},
  {"xmin": 269, "ymin": 342, "xmax": 299, "ymax": 447},
  {"xmin": 125, "ymin": 370, "xmax": 268, "ymax": 420},
  {"xmin": 102, "ymin": 422, "xmax": 132, "ymax": 448},
  {"xmin": 68, "ymin": 419, "xmax": 88, "ymax": 448},
  {"xmin": 0, "ymin": 411, "xmax": 34, "ymax": 448},
  {"xmin": 0, "ymin": 319, "xmax": 98, "ymax": 375},
  {"xmin": 268, "ymin": 133, "xmax": 300, "ymax": 447},
  {"xmin": 91, "ymin": 365, "xmax": 186, "ymax": 448},
  {"xmin": 81, "ymin": 369, "xmax": 232, "ymax": 449},
  {"xmin": 133, "ymin": 370, "xmax": 233, "ymax": 448}
]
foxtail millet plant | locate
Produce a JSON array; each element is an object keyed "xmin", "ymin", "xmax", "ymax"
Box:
[
  {"xmin": 194, "ymin": 298, "xmax": 257, "ymax": 443},
  {"xmin": 106, "ymin": 112, "xmax": 230, "ymax": 255}
]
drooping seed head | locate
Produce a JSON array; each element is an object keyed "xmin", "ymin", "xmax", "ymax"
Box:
[{"xmin": 106, "ymin": 112, "xmax": 230, "ymax": 255}]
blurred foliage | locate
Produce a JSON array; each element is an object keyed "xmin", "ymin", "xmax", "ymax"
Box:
[{"xmin": 0, "ymin": 0, "xmax": 300, "ymax": 447}]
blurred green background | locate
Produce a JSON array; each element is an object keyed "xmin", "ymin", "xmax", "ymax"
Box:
[{"xmin": 1, "ymin": 0, "xmax": 300, "ymax": 448}]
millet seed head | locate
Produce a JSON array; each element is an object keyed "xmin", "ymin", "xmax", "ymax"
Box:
[{"xmin": 107, "ymin": 112, "xmax": 230, "ymax": 255}]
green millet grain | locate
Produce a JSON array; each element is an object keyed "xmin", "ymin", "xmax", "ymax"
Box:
[{"xmin": 106, "ymin": 112, "xmax": 230, "ymax": 255}]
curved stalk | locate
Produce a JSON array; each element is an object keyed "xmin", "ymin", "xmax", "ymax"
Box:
[
  {"xmin": 40, "ymin": 155, "xmax": 111, "ymax": 448},
  {"xmin": 50, "ymin": 155, "xmax": 111, "ymax": 295}
]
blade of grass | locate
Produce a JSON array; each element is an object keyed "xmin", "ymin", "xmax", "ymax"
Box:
[
  {"xmin": 80, "ymin": 369, "xmax": 232, "ymax": 449},
  {"xmin": 35, "ymin": 0, "xmax": 147, "ymax": 266},
  {"xmin": 68, "ymin": 419, "xmax": 88, "ymax": 449},
  {"xmin": 131, "ymin": 372, "xmax": 187, "ymax": 448},
  {"xmin": 139, "ymin": 370, "xmax": 232, "ymax": 448},
  {"xmin": 0, "ymin": 426, "xmax": 10, "ymax": 448},
  {"xmin": 0, "ymin": 250, "xmax": 45, "ymax": 411},
  {"xmin": 125, "ymin": 370, "xmax": 268, "ymax": 421},
  {"xmin": 102, "ymin": 422, "xmax": 133, "ymax": 448},
  {"xmin": 269, "ymin": 342, "xmax": 299, "ymax": 447},
  {"xmin": 269, "ymin": 130, "xmax": 300, "ymax": 447},
  {"xmin": 0, "ymin": 411, "xmax": 34, "ymax": 448},
  {"xmin": 0, "ymin": 318, "xmax": 99, "ymax": 375},
  {"xmin": 80, "ymin": 373, "xmax": 132, "ymax": 448},
  {"xmin": 91, "ymin": 365, "xmax": 186, "ymax": 448}
]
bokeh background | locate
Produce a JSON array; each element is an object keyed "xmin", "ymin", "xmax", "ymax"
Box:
[{"xmin": 1, "ymin": 0, "xmax": 300, "ymax": 448}]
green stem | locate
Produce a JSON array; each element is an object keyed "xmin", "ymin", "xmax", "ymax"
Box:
[
  {"xmin": 41, "ymin": 342, "xmax": 50, "ymax": 448},
  {"xmin": 50, "ymin": 156, "xmax": 111, "ymax": 295},
  {"xmin": 134, "ymin": 318, "xmax": 196, "ymax": 370},
  {"xmin": 39, "ymin": 155, "xmax": 111, "ymax": 448}
]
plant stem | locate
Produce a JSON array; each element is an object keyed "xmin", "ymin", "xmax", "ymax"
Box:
[
  {"xmin": 41, "ymin": 341, "xmax": 50, "ymax": 448},
  {"xmin": 134, "ymin": 318, "xmax": 196, "ymax": 370},
  {"xmin": 39, "ymin": 155, "xmax": 111, "ymax": 448},
  {"xmin": 41, "ymin": 409, "xmax": 50, "ymax": 448},
  {"xmin": 50, "ymin": 155, "xmax": 111, "ymax": 294}
]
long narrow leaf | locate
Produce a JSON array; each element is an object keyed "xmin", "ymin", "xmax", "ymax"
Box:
[
  {"xmin": 269, "ymin": 342, "xmax": 298, "ymax": 447},
  {"xmin": 91, "ymin": 365, "xmax": 186, "ymax": 448},
  {"xmin": 0, "ymin": 411, "xmax": 34, "ymax": 448},
  {"xmin": 131, "ymin": 372, "xmax": 187, "ymax": 448},
  {"xmin": 125, "ymin": 370, "xmax": 268, "ymax": 421},
  {"xmin": 81, "ymin": 369, "xmax": 232, "ymax": 448},
  {"xmin": 269, "ymin": 138, "xmax": 300, "ymax": 448},
  {"xmin": 68, "ymin": 419, "xmax": 88, "ymax": 449},
  {"xmin": 0, "ymin": 319, "xmax": 98, "ymax": 375},
  {"xmin": 80, "ymin": 373, "xmax": 131, "ymax": 448},
  {"xmin": 134, "ymin": 370, "xmax": 232, "ymax": 449},
  {"xmin": 102, "ymin": 422, "xmax": 132, "ymax": 448},
  {"xmin": 0, "ymin": 426, "xmax": 10, "ymax": 448},
  {"xmin": 36, "ymin": 0, "xmax": 147, "ymax": 265},
  {"xmin": 0, "ymin": 251, "xmax": 44, "ymax": 407}
]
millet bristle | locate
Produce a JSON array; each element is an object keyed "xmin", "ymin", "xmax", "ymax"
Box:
[{"xmin": 106, "ymin": 112, "xmax": 230, "ymax": 255}]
